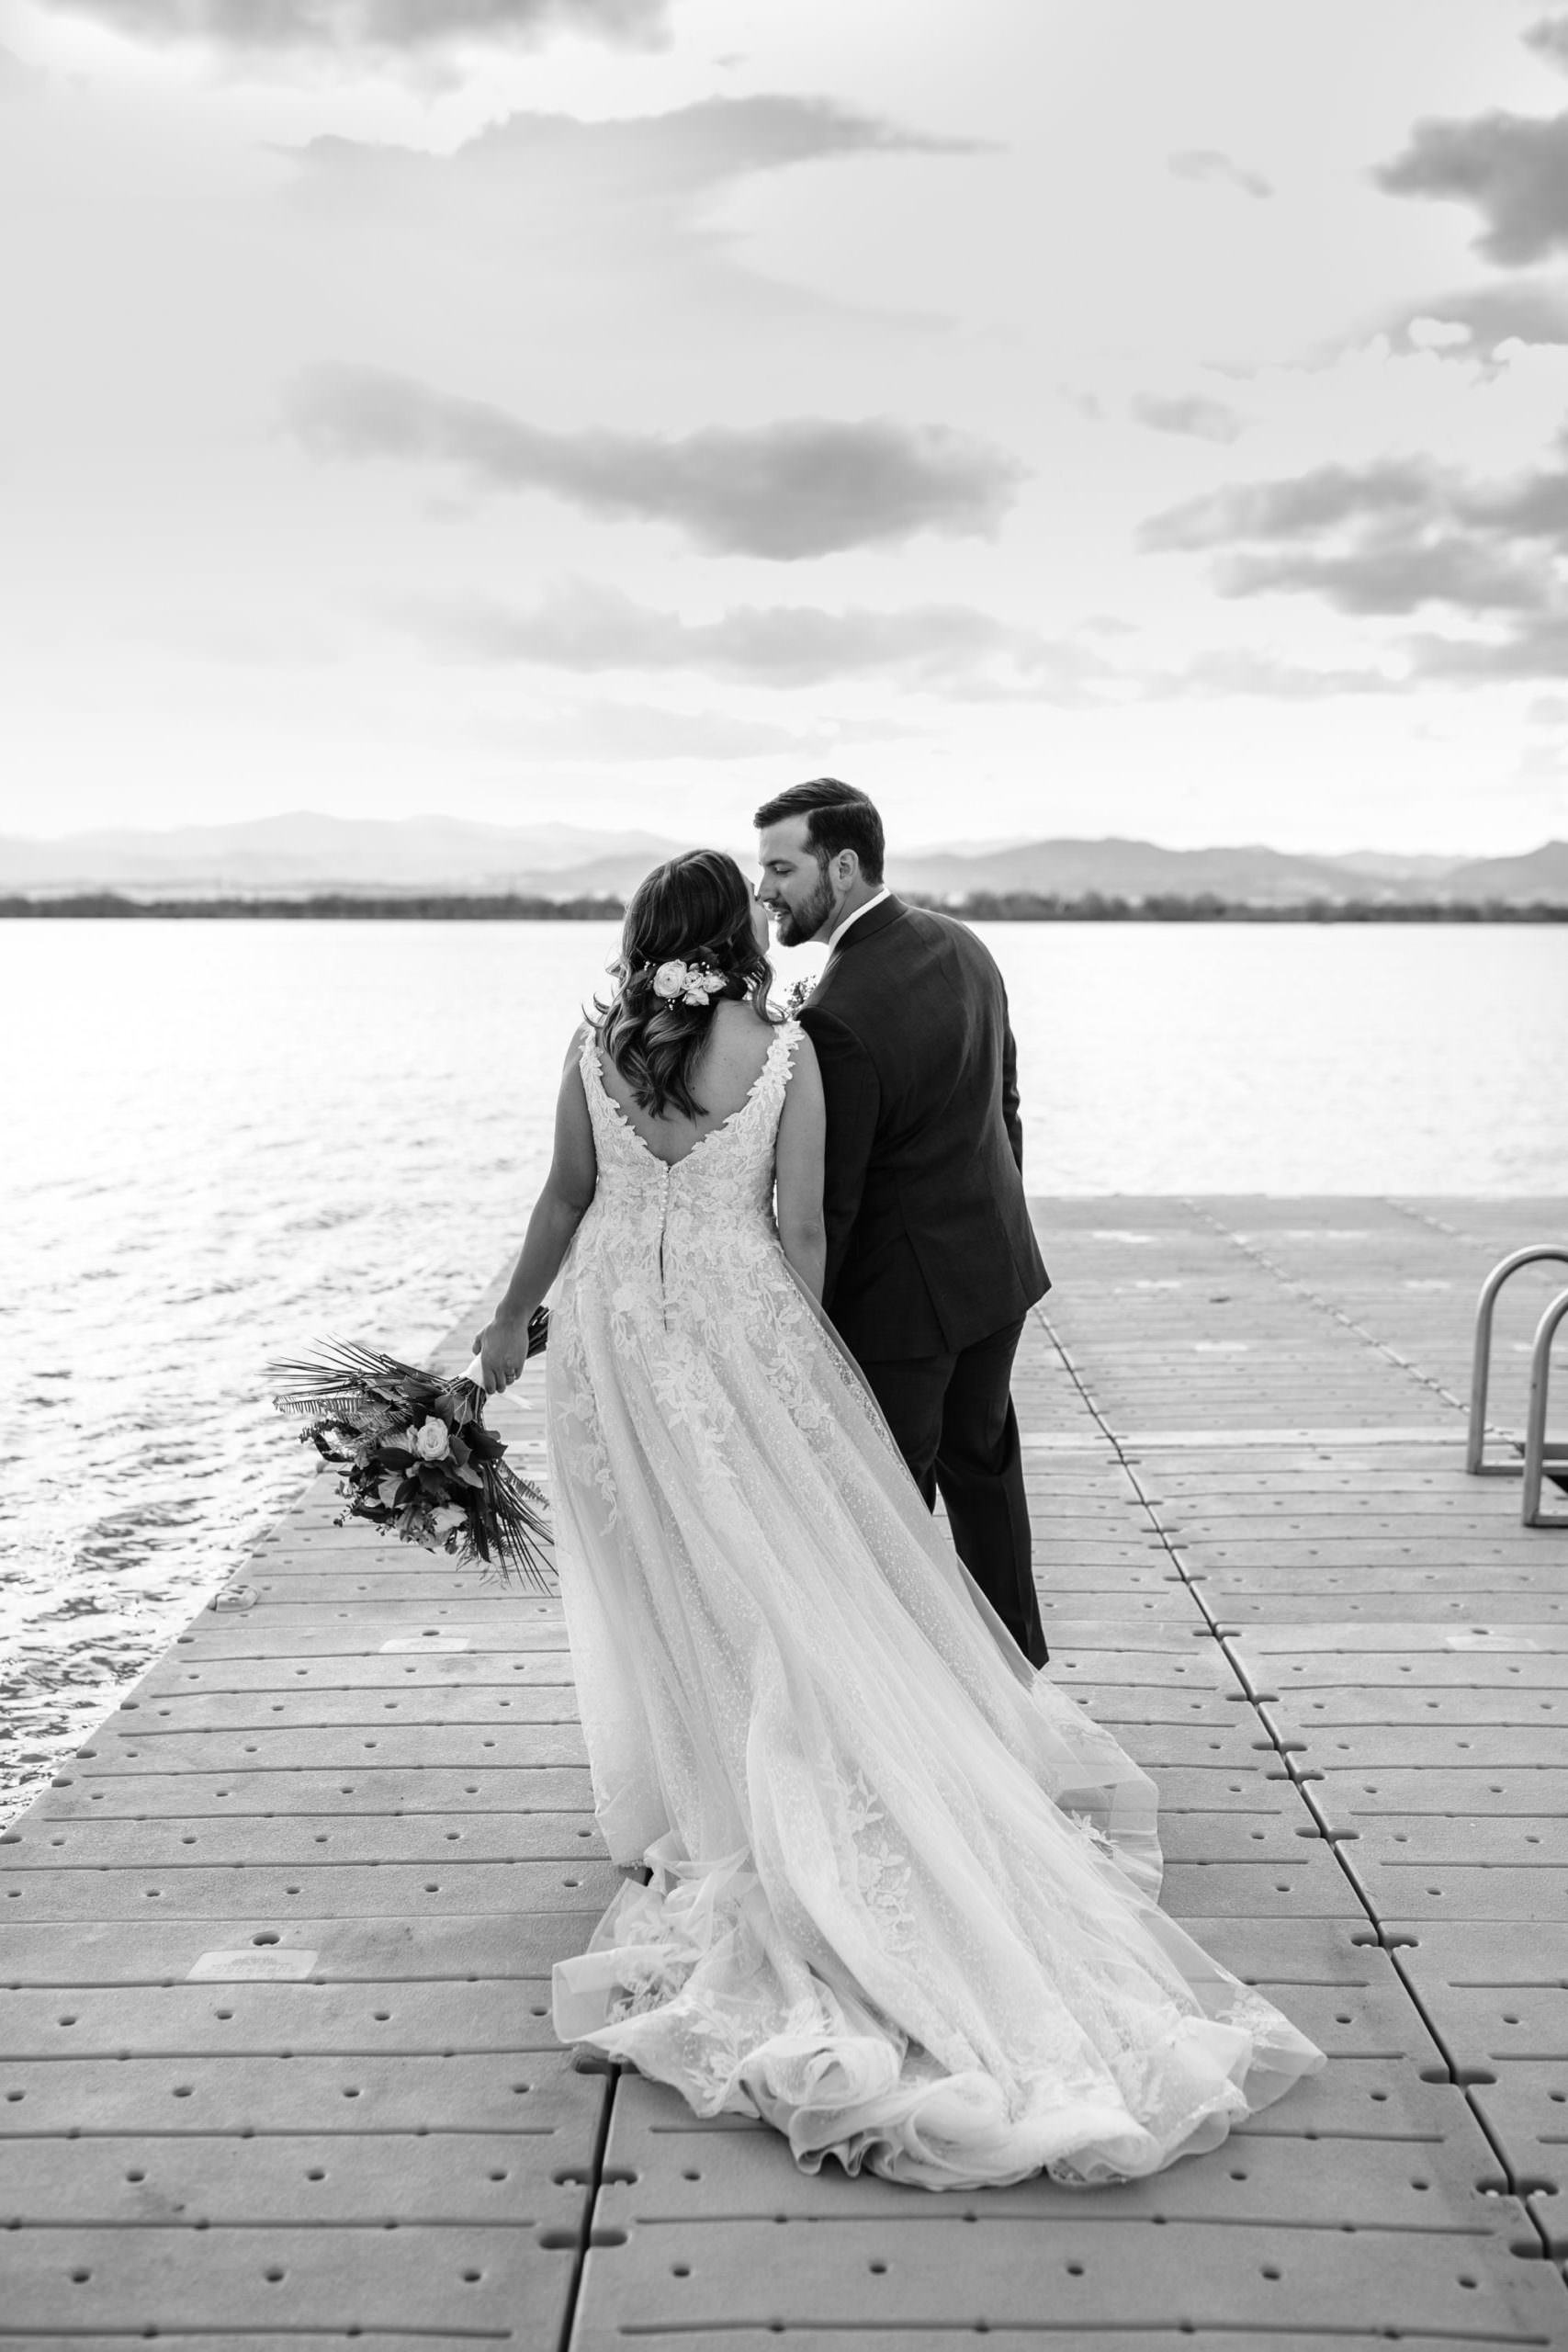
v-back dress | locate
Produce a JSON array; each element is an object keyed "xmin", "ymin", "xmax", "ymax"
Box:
[{"xmin": 546, "ymin": 1021, "xmax": 1322, "ymax": 2189}]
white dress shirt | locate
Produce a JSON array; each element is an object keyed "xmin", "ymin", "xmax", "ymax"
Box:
[{"xmin": 821, "ymin": 884, "xmax": 891, "ymax": 957}]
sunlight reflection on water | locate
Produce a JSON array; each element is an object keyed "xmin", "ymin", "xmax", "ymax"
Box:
[{"xmin": 5, "ymin": 915, "xmax": 1565, "ymax": 1822}]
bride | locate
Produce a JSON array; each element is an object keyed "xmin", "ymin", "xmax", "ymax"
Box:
[{"xmin": 475, "ymin": 848, "xmax": 1322, "ymax": 2191}]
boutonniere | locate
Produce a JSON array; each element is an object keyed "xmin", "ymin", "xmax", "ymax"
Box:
[{"xmin": 782, "ymin": 978, "xmax": 814, "ymax": 1019}]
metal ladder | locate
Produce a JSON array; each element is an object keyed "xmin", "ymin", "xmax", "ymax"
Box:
[{"xmin": 1467, "ymin": 1244, "xmax": 1568, "ymax": 1528}]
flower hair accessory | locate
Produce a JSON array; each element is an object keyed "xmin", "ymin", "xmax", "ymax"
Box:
[{"xmin": 649, "ymin": 958, "xmax": 727, "ymax": 1010}]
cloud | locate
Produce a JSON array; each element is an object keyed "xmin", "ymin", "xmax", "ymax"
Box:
[
  {"xmin": 1405, "ymin": 613, "xmax": 1568, "ymax": 681},
  {"xmin": 1142, "ymin": 444, "xmax": 1568, "ymax": 630},
  {"xmin": 32, "ymin": 0, "xmax": 667, "ymax": 58},
  {"xmin": 400, "ymin": 578, "xmax": 1100, "ymax": 698},
  {"xmin": 1376, "ymin": 109, "xmax": 1568, "ymax": 266},
  {"xmin": 295, "ymin": 94, "xmax": 977, "ymax": 200},
  {"xmin": 1524, "ymin": 15, "xmax": 1568, "ymax": 72},
  {"xmin": 1383, "ymin": 279, "xmax": 1568, "ymax": 356},
  {"xmin": 1211, "ymin": 536, "xmax": 1549, "ymax": 616},
  {"xmin": 1128, "ymin": 391, "xmax": 1243, "ymax": 444},
  {"xmin": 424, "ymin": 578, "xmax": 1556, "ymax": 707},
  {"xmin": 1141, "ymin": 459, "xmax": 1440, "ymax": 553},
  {"xmin": 281, "ymin": 96, "xmax": 982, "ymax": 346},
  {"xmin": 1167, "ymin": 149, "xmax": 1272, "ymax": 199},
  {"xmin": 284, "ymin": 366, "xmax": 1025, "ymax": 560}
]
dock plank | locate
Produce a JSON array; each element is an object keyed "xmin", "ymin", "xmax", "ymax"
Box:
[{"xmin": 8, "ymin": 1194, "xmax": 1568, "ymax": 2348}]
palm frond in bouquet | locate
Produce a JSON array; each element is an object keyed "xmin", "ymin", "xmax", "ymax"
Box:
[{"xmin": 269, "ymin": 1312, "xmax": 552, "ymax": 1591}]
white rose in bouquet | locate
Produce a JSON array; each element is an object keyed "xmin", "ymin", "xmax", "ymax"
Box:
[{"xmin": 412, "ymin": 1417, "xmax": 452, "ymax": 1464}]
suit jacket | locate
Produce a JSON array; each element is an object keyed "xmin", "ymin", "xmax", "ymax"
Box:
[{"xmin": 799, "ymin": 895, "xmax": 1049, "ymax": 1361}]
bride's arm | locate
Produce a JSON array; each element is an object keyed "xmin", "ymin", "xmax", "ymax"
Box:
[
  {"xmin": 775, "ymin": 1034, "xmax": 827, "ymax": 1302},
  {"xmin": 473, "ymin": 1028, "xmax": 598, "ymax": 1389}
]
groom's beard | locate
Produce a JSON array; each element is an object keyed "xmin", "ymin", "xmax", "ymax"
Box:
[{"xmin": 773, "ymin": 865, "xmax": 838, "ymax": 948}]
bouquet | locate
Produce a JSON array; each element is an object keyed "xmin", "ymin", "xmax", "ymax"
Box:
[{"xmin": 269, "ymin": 1309, "xmax": 552, "ymax": 1590}]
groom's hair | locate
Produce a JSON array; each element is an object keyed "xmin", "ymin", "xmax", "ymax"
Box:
[{"xmin": 752, "ymin": 779, "xmax": 885, "ymax": 885}]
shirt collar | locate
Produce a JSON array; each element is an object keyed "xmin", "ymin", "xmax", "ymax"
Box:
[{"xmin": 822, "ymin": 884, "xmax": 891, "ymax": 956}]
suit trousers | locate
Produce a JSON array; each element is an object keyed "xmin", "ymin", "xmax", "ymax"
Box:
[{"xmin": 855, "ymin": 1316, "xmax": 1047, "ymax": 1669}]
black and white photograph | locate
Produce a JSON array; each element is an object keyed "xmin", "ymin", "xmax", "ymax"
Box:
[{"xmin": 4, "ymin": 0, "xmax": 1568, "ymax": 2343}]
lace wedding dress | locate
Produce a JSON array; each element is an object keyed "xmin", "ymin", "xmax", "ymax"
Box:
[{"xmin": 547, "ymin": 1021, "xmax": 1322, "ymax": 2189}]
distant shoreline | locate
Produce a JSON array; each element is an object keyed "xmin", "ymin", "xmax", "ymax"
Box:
[{"xmin": 3, "ymin": 889, "xmax": 1566, "ymax": 924}]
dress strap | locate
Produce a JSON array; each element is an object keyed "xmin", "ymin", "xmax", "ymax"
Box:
[
  {"xmin": 754, "ymin": 1018, "xmax": 803, "ymax": 1118},
  {"xmin": 775, "ymin": 1016, "xmax": 804, "ymax": 1067}
]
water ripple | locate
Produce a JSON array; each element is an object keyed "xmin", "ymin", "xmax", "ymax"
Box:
[{"xmin": 5, "ymin": 917, "xmax": 1565, "ymax": 1826}]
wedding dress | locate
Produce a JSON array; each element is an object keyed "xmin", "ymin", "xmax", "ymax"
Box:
[{"xmin": 547, "ymin": 1020, "xmax": 1322, "ymax": 2189}]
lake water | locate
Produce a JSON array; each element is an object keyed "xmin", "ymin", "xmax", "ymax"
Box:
[{"xmin": 5, "ymin": 917, "xmax": 1566, "ymax": 1824}]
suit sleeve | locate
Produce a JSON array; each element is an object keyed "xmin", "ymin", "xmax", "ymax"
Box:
[
  {"xmin": 1001, "ymin": 991, "xmax": 1024, "ymax": 1174},
  {"xmin": 800, "ymin": 1008, "xmax": 880, "ymax": 1309}
]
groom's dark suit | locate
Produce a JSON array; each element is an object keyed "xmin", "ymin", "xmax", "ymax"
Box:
[{"xmin": 799, "ymin": 895, "xmax": 1050, "ymax": 1667}]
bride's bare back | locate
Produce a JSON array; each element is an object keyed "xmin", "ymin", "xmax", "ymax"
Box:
[{"xmin": 596, "ymin": 1001, "xmax": 780, "ymax": 1169}]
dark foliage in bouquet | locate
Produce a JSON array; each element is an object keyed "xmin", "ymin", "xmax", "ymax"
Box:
[{"xmin": 269, "ymin": 1312, "xmax": 551, "ymax": 1590}]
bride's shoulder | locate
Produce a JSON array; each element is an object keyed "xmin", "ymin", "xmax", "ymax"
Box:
[
  {"xmin": 562, "ymin": 1019, "xmax": 597, "ymax": 1070},
  {"xmin": 710, "ymin": 1000, "xmax": 778, "ymax": 1053}
]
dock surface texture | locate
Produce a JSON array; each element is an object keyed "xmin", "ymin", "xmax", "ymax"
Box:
[{"xmin": 6, "ymin": 1195, "xmax": 1568, "ymax": 2352}]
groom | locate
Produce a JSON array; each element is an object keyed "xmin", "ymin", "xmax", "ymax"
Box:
[{"xmin": 754, "ymin": 780, "xmax": 1050, "ymax": 1668}]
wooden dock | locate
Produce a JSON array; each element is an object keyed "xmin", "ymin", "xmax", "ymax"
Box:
[{"xmin": 5, "ymin": 1194, "xmax": 1568, "ymax": 2348}]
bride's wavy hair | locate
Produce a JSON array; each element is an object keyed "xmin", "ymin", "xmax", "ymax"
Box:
[{"xmin": 595, "ymin": 849, "xmax": 778, "ymax": 1121}]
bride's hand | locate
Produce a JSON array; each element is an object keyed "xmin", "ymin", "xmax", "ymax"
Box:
[{"xmin": 472, "ymin": 1311, "xmax": 532, "ymax": 1393}]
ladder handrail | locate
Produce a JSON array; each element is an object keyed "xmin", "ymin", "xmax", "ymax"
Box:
[
  {"xmin": 1467, "ymin": 1243, "xmax": 1568, "ymax": 1475},
  {"xmin": 1523, "ymin": 1285, "xmax": 1568, "ymax": 1529}
]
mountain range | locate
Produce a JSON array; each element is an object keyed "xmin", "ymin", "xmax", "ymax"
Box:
[{"xmin": 3, "ymin": 816, "xmax": 1566, "ymax": 905}]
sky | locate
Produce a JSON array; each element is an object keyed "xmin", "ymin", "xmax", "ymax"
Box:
[{"xmin": 4, "ymin": 0, "xmax": 1568, "ymax": 854}]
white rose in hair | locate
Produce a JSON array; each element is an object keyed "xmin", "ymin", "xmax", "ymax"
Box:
[
  {"xmin": 412, "ymin": 1417, "xmax": 452, "ymax": 1463},
  {"xmin": 653, "ymin": 960, "xmax": 687, "ymax": 1001}
]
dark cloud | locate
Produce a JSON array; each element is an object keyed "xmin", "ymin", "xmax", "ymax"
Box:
[
  {"xmin": 1376, "ymin": 110, "xmax": 1568, "ymax": 266},
  {"xmin": 1128, "ymin": 391, "xmax": 1243, "ymax": 445},
  {"xmin": 35, "ymin": 0, "xmax": 666, "ymax": 55},
  {"xmin": 1405, "ymin": 613, "xmax": 1568, "ymax": 681},
  {"xmin": 1141, "ymin": 460, "xmax": 1438, "ymax": 553},
  {"xmin": 1524, "ymin": 15, "xmax": 1568, "ymax": 72},
  {"xmin": 296, "ymin": 94, "xmax": 977, "ymax": 198},
  {"xmin": 1384, "ymin": 279, "xmax": 1568, "ymax": 356},
  {"xmin": 1461, "ymin": 469, "xmax": 1568, "ymax": 540},
  {"xmin": 1142, "ymin": 448, "xmax": 1568, "ymax": 666},
  {"xmin": 402, "ymin": 579, "xmax": 1099, "ymax": 698},
  {"xmin": 1168, "ymin": 148, "xmax": 1272, "ymax": 198},
  {"xmin": 1213, "ymin": 536, "xmax": 1548, "ymax": 616},
  {"xmin": 284, "ymin": 367, "xmax": 1024, "ymax": 560}
]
